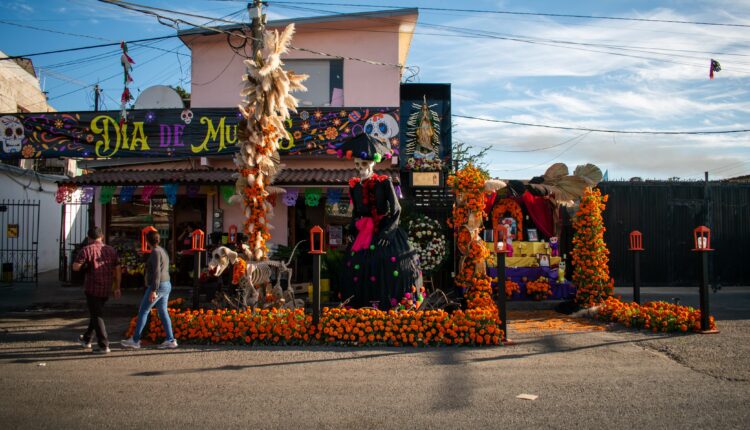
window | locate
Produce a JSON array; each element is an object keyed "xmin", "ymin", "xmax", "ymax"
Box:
[{"xmin": 284, "ymin": 59, "xmax": 343, "ymax": 106}]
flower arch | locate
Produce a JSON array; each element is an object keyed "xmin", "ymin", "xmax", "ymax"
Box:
[{"xmin": 492, "ymin": 198, "xmax": 523, "ymax": 241}]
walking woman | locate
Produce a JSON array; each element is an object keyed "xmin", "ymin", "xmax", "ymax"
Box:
[{"xmin": 121, "ymin": 230, "xmax": 178, "ymax": 349}]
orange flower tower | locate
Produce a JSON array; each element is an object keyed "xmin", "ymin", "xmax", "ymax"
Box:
[
  {"xmin": 233, "ymin": 25, "xmax": 308, "ymax": 260},
  {"xmin": 447, "ymin": 165, "xmax": 497, "ymax": 312},
  {"xmin": 572, "ymin": 187, "xmax": 614, "ymax": 307}
]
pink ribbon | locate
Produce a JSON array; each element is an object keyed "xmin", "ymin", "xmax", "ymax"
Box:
[{"xmin": 352, "ymin": 217, "xmax": 375, "ymax": 251}]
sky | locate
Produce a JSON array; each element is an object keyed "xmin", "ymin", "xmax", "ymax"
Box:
[{"xmin": 1, "ymin": 0, "xmax": 749, "ymax": 180}]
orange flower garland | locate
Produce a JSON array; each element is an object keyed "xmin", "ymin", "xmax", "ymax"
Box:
[
  {"xmin": 491, "ymin": 198, "xmax": 523, "ymax": 241},
  {"xmin": 572, "ymin": 187, "xmax": 614, "ymax": 307},
  {"xmin": 505, "ymin": 279, "xmax": 520, "ymax": 298},
  {"xmin": 597, "ymin": 297, "xmax": 716, "ymax": 333},
  {"xmin": 124, "ymin": 306, "xmax": 503, "ymax": 347},
  {"xmin": 525, "ymin": 277, "xmax": 552, "ymax": 301}
]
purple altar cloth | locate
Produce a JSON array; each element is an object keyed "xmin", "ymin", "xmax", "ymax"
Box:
[{"xmin": 487, "ymin": 267, "xmax": 576, "ymax": 301}]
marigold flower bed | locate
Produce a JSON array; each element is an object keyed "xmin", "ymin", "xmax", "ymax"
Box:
[
  {"xmin": 596, "ymin": 297, "xmax": 716, "ymax": 333},
  {"xmin": 126, "ymin": 306, "xmax": 504, "ymax": 347}
]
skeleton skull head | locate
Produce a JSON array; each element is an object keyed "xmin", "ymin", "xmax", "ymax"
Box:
[
  {"xmin": 207, "ymin": 246, "xmax": 238, "ymax": 277},
  {"xmin": 364, "ymin": 113, "xmax": 398, "ymax": 144},
  {"xmin": 0, "ymin": 116, "xmax": 24, "ymax": 153},
  {"xmin": 180, "ymin": 109, "xmax": 194, "ymax": 124},
  {"xmin": 353, "ymin": 158, "xmax": 375, "ymax": 179}
]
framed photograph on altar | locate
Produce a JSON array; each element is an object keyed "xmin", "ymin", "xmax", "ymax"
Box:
[
  {"xmin": 538, "ymin": 253, "xmax": 550, "ymax": 267},
  {"xmin": 527, "ymin": 228, "xmax": 539, "ymax": 242}
]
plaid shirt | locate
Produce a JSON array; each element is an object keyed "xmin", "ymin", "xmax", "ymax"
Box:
[{"xmin": 75, "ymin": 241, "xmax": 120, "ymax": 298}]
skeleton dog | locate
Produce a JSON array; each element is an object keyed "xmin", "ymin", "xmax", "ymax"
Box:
[{"xmin": 207, "ymin": 241, "xmax": 304, "ymax": 309}]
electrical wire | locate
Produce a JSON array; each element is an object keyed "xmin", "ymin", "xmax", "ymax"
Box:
[
  {"xmin": 489, "ymin": 132, "xmax": 592, "ymax": 172},
  {"xmin": 454, "ymin": 114, "xmax": 750, "ymax": 135},
  {"xmin": 486, "ymin": 132, "xmax": 590, "ymax": 153},
  {"xmin": 0, "ymin": 35, "xmax": 180, "ymax": 61}
]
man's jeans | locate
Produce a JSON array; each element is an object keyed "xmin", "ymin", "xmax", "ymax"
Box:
[
  {"xmin": 132, "ymin": 281, "xmax": 175, "ymax": 343},
  {"xmin": 83, "ymin": 293, "xmax": 109, "ymax": 348}
]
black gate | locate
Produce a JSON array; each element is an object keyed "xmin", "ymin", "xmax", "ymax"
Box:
[
  {"xmin": 0, "ymin": 199, "xmax": 40, "ymax": 284},
  {"xmin": 59, "ymin": 201, "xmax": 90, "ymax": 283}
]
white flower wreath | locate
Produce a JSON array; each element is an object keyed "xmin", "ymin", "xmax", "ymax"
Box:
[{"xmin": 407, "ymin": 215, "xmax": 448, "ymax": 273}]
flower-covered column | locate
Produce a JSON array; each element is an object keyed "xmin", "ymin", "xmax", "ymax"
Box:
[
  {"xmin": 232, "ymin": 25, "xmax": 308, "ymax": 261},
  {"xmin": 572, "ymin": 187, "xmax": 614, "ymax": 307}
]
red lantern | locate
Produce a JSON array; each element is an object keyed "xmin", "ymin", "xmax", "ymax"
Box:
[
  {"xmin": 692, "ymin": 226, "xmax": 713, "ymax": 251},
  {"xmin": 493, "ymin": 225, "xmax": 509, "ymax": 254},
  {"xmin": 309, "ymin": 225, "xmax": 326, "ymax": 255},
  {"xmin": 628, "ymin": 230, "xmax": 644, "ymax": 251},
  {"xmin": 228, "ymin": 225, "xmax": 238, "ymax": 243},
  {"xmin": 191, "ymin": 229, "xmax": 205, "ymax": 252},
  {"xmin": 141, "ymin": 226, "xmax": 157, "ymax": 253}
]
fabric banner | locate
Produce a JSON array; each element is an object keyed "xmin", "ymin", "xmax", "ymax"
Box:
[{"xmin": 0, "ymin": 107, "xmax": 399, "ymax": 160}]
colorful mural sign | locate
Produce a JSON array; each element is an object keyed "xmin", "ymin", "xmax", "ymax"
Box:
[
  {"xmin": 399, "ymin": 84, "xmax": 452, "ymax": 171},
  {"xmin": 0, "ymin": 107, "xmax": 399, "ymax": 160}
]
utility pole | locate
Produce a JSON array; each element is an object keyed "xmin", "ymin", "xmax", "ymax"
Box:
[
  {"xmin": 250, "ymin": 0, "xmax": 265, "ymax": 57},
  {"xmin": 94, "ymin": 84, "xmax": 100, "ymax": 112}
]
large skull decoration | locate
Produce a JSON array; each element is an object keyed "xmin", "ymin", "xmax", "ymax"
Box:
[
  {"xmin": 180, "ymin": 109, "xmax": 194, "ymax": 125},
  {"xmin": 0, "ymin": 116, "xmax": 24, "ymax": 153},
  {"xmin": 364, "ymin": 113, "xmax": 399, "ymax": 144}
]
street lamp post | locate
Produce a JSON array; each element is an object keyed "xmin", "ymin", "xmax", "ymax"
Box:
[
  {"xmin": 493, "ymin": 225, "xmax": 510, "ymax": 342},
  {"xmin": 692, "ymin": 226, "xmax": 718, "ymax": 333},
  {"xmin": 628, "ymin": 230, "xmax": 644, "ymax": 304},
  {"xmin": 189, "ymin": 229, "xmax": 206, "ymax": 309}
]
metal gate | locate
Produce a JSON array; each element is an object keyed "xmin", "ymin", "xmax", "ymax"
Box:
[
  {"xmin": 0, "ymin": 199, "xmax": 40, "ymax": 284},
  {"xmin": 59, "ymin": 202, "xmax": 90, "ymax": 283}
]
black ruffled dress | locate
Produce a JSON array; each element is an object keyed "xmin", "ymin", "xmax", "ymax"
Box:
[{"xmin": 341, "ymin": 174, "xmax": 422, "ymax": 309}]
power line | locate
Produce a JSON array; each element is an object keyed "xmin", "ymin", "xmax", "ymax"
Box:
[
  {"xmin": 265, "ymin": 1, "xmax": 750, "ymax": 29},
  {"xmin": 489, "ymin": 132, "xmax": 592, "ymax": 172},
  {"xmin": 0, "ymin": 35, "xmax": 179, "ymax": 61},
  {"xmin": 454, "ymin": 114, "xmax": 750, "ymax": 135},
  {"xmin": 486, "ymin": 133, "xmax": 589, "ymax": 153}
]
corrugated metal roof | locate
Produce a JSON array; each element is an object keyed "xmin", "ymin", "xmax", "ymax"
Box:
[{"xmin": 59, "ymin": 167, "xmax": 400, "ymax": 186}]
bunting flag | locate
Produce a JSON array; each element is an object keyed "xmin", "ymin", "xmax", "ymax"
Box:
[
  {"xmin": 140, "ymin": 185, "xmax": 158, "ymax": 202},
  {"xmin": 119, "ymin": 185, "xmax": 136, "ymax": 203},
  {"xmin": 220, "ymin": 185, "xmax": 235, "ymax": 204},
  {"xmin": 305, "ymin": 188, "xmax": 322, "ymax": 207},
  {"xmin": 55, "ymin": 184, "xmax": 76, "ymax": 204},
  {"xmin": 79, "ymin": 186, "xmax": 95, "ymax": 204},
  {"xmin": 99, "ymin": 185, "xmax": 116, "ymax": 204},
  {"xmin": 119, "ymin": 41, "xmax": 135, "ymax": 125},
  {"xmin": 710, "ymin": 58, "xmax": 721, "ymax": 79},
  {"xmin": 186, "ymin": 184, "xmax": 200, "ymax": 198},
  {"xmin": 162, "ymin": 183, "xmax": 178, "ymax": 205},
  {"xmin": 326, "ymin": 188, "xmax": 343, "ymax": 203},
  {"xmin": 282, "ymin": 188, "xmax": 299, "ymax": 206}
]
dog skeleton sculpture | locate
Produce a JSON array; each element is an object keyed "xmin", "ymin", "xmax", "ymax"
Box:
[{"xmin": 207, "ymin": 241, "xmax": 305, "ymax": 309}]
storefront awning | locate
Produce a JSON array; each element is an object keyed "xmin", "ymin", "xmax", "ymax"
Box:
[{"xmin": 59, "ymin": 167, "xmax": 400, "ymax": 186}]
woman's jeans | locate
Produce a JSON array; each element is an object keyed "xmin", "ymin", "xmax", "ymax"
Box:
[{"xmin": 132, "ymin": 281, "xmax": 175, "ymax": 343}]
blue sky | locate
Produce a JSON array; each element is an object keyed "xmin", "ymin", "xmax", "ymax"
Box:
[{"xmin": 1, "ymin": 0, "xmax": 749, "ymax": 180}]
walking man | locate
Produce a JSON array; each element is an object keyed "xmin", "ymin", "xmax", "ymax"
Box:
[
  {"xmin": 72, "ymin": 226, "xmax": 121, "ymax": 354},
  {"xmin": 121, "ymin": 230, "xmax": 178, "ymax": 349}
]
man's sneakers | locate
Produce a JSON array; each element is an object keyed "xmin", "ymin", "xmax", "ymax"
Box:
[
  {"xmin": 78, "ymin": 335, "xmax": 92, "ymax": 349},
  {"xmin": 94, "ymin": 346, "xmax": 111, "ymax": 354},
  {"xmin": 157, "ymin": 340, "xmax": 178, "ymax": 349},
  {"xmin": 120, "ymin": 338, "xmax": 141, "ymax": 349}
]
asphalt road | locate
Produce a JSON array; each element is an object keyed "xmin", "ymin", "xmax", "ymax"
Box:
[{"xmin": 1, "ymin": 311, "xmax": 748, "ymax": 429}]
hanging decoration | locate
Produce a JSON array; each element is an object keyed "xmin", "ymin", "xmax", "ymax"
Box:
[
  {"xmin": 710, "ymin": 58, "xmax": 721, "ymax": 79},
  {"xmin": 162, "ymin": 183, "xmax": 178, "ymax": 205},
  {"xmin": 79, "ymin": 186, "xmax": 95, "ymax": 204},
  {"xmin": 140, "ymin": 185, "xmax": 158, "ymax": 202},
  {"xmin": 305, "ymin": 188, "xmax": 322, "ymax": 207},
  {"xmin": 406, "ymin": 215, "xmax": 448, "ymax": 273},
  {"xmin": 55, "ymin": 184, "xmax": 76, "ymax": 204},
  {"xmin": 99, "ymin": 185, "xmax": 116, "ymax": 204},
  {"xmin": 186, "ymin": 184, "xmax": 200, "ymax": 198},
  {"xmin": 394, "ymin": 184, "xmax": 403, "ymax": 199},
  {"xmin": 119, "ymin": 41, "xmax": 135, "ymax": 125},
  {"xmin": 572, "ymin": 187, "xmax": 614, "ymax": 307},
  {"xmin": 118, "ymin": 185, "xmax": 136, "ymax": 203},
  {"xmin": 282, "ymin": 188, "xmax": 299, "ymax": 206},
  {"xmin": 325, "ymin": 188, "xmax": 344, "ymax": 215},
  {"xmin": 236, "ymin": 24, "xmax": 308, "ymax": 261},
  {"xmin": 220, "ymin": 185, "xmax": 235, "ymax": 204}
]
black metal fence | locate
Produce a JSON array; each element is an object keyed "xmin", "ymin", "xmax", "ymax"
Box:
[
  {"xmin": 59, "ymin": 202, "xmax": 90, "ymax": 283},
  {"xmin": 598, "ymin": 181, "xmax": 750, "ymax": 286},
  {"xmin": 0, "ymin": 199, "xmax": 40, "ymax": 284}
]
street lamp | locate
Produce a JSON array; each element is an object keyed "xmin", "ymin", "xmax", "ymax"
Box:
[
  {"xmin": 493, "ymin": 225, "xmax": 510, "ymax": 343},
  {"xmin": 691, "ymin": 226, "xmax": 718, "ymax": 333},
  {"xmin": 308, "ymin": 225, "xmax": 326, "ymax": 325},
  {"xmin": 628, "ymin": 230, "xmax": 644, "ymax": 304},
  {"xmin": 187, "ymin": 229, "xmax": 206, "ymax": 309}
]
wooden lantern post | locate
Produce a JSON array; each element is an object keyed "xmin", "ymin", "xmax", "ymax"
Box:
[
  {"xmin": 628, "ymin": 230, "xmax": 644, "ymax": 304},
  {"xmin": 493, "ymin": 225, "xmax": 510, "ymax": 343},
  {"xmin": 309, "ymin": 226, "xmax": 326, "ymax": 325},
  {"xmin": 190, "ymin": 229, "xmax": 206, "ymax": 309},
  {"xmin": 692, "ymin": 226, "xmax": 718, "ymax": 333}
]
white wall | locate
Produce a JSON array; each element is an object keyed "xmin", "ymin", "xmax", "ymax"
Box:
[{"xmin": 0, "ymin": 165, "xmax": 65, "ymax": 273}]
